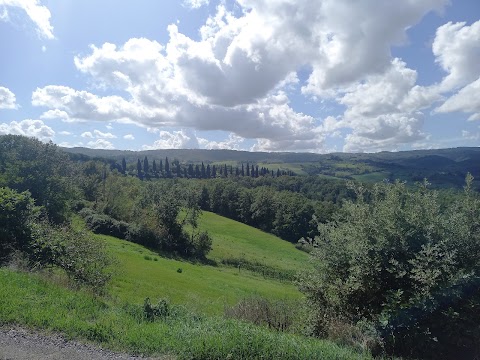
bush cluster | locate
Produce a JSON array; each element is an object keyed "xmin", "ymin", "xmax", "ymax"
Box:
[
  {"xmin": 299, "ymin": 176, "xmax": 480, "ymax": 358},
  {"xmin": 79, "ymin": 207, "xmax": 212, "ymax": 259},
  {"xmin": 0, "ymin": 187, "xmax": 112, "ymax": 294}
]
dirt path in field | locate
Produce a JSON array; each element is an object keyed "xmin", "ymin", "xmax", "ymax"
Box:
[{"xmin": 0, "ymin": 327, "xmax": 172, "ymax": 360}]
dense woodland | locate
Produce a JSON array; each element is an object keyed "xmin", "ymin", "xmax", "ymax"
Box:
[{"xmin": 1, "ymin": 134, "xmax": 480, "ymax": 359}]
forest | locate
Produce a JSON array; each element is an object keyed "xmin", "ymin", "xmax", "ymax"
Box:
[{"xmin": 1, "ymin": 134, "xmax": 479, "ymax": 359}]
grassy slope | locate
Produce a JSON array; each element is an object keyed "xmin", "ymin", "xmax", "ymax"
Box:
[
  {"xmin": 0, "ymin": 214, "xmax": 372, "ymax": 358},
  {"xmin": 105, "ymin": 235, "xmax": 302, "ymax": 315},
  {"xmin": 0, "ymin": 269, "xmax": 371, "ymax": 359},
  {"xmin": 198, "ymin": 211, "xmax": 310, "ymax": 272}
]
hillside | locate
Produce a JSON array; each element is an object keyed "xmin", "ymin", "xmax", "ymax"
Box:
[{"xmin": 63, "ymin": 146, "xmax": 480, "ymax": 189}]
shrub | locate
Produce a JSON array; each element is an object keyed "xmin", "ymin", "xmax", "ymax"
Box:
[
  {"xmin": 29, "ymin": 222, "xmax": 113, "ymax": 294},
  {"xmin": 299, "ymin": 176, "xmax": 480, "ymax": 358},
  {"xmin": 225, "ymin": 297, "xmax": 302, "ymax": 333},
  {"xmin": 143, "ymin": 297, "xmax": 170, "ymax": 321}
]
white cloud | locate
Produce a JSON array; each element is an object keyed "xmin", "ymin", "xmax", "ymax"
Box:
[
  {"xmin": 58, "ymin": 130, "xmax": 71, "ymax": 136},
  {"xmin": 86, "ymin": 139, "xmax": 114, "ymax": 150},
  {"xmin": 30, "ymin": 0, "xmax": 451, "ymax": 152},
  {"xmin": 433, "ymin": 20, "xmax": 480, "ymax": 91},
  {"xmin": 40, "ymin": 109, "xmax": 69, "ymax": 120},
  {"xmin": 0, "ymin": 86, "xmax": 17, "ymax": 109},
  {"xmin": 183, "ymin": 0, "xmax": 209, "ymax": 9},
  {"xmin": 329, "ymin": 59, "xmax": 435, "ymax": 152},
  {"xmin": 123, "ymin": 134, "xmax": 135, "ymax": 140},
  {"xmin": 432, "ymin": 20, "xmax": 480, "ymax": 121},
  {"xmin": 81, "ymin": 131, "xmax": 93, "ymax": 138},
  {"xmin": 0, "ymin": 119, "xmax": 55, "ymax": 141},
  {"xmin": 143, "ymin": 129, "xmax": 199, "ymax": 150},
  {"xmin": 199, "ymin": 133, "xmax": 245, "ymax": 150},
  {"xmin": 462, "ymin": 130, "xmax": 480, "ymax": 141},
  {"xmin": 93, "ymin": 129, "xmax": 116, "ymax": 139},
  {"xmin": 0, "ymin": 0, "xmax": 54, "ymax": 39},
  {"xmin": 436, "ymin": 77, "xmax": 480, "ymax": 121},
  {"xmin": 81, "ymin": 129, "xmax": 116, "ymax": 140}
]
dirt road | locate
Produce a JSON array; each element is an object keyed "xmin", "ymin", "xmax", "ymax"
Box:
[{"xmin": 0, "ymin": 327, "xmax": 169, "ymax": 360}]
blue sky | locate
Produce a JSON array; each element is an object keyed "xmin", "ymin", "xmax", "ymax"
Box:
[{"xmin": 0, "ymin": 0, "xmax": 479, "ymax": 153}]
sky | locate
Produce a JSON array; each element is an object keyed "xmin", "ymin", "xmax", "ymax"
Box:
[{"xmin": 0, "ymin": 0, "xmax": 479, "ymax": 153}]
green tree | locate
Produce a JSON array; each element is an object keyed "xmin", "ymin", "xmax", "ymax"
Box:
[
  {"xmin": 121, "ymin": 157, "xmax": 127, "ymax": 174},
  {"xmin": 165, "ymin": 157, "xmax": 170, "ymax": 176},
  {"xmin": 137, "ymin": 159, "xmax": 143, "ymax": 179},
  {"xmin": 0, "ymin": 187, "xmax": 36, "ymax": 264},
  {"xmin": 143, "ymin": 156, "xmax": 149, "ymax": 177}
]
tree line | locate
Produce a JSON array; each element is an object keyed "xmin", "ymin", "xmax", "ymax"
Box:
[{"xmin": 113, "ymin": 156, "xmax": 295, "ymax": 179}]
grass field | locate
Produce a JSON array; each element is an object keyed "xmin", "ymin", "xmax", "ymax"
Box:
[
  {"xmin": 198, "ymin": 211, "xmax": 310, "ymax": 273},
  {"xmin": 0, "ymin": 269, "xmax": 372, "ymax": 359},
  {"xmin": 104, "ymin": 234, "xmax": 303, "ymax": 314}
]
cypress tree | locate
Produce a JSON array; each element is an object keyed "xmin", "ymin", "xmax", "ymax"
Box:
[
  {"xmin": 246, "ymin": 163, "xmax": 250, "ymax": 176},
  {"xmin": 206, "ymin": 164, "xmax": 211, "ymax": 178},
  {"xmin": 212, "ymin": 165, "xmax": 217, "ymax": 177},
  {"xmin": 241, "ymin": 163, "xmax": 245, "ymax": 176},
  {"xmin": 188, "ymin": 164, "xmax": 194, "ymax": 178},
  {"xmin": 152, "ymin": 160, "xmax": 157, "ymax": 175},
  {"xmin": 160, "ymin": 160, "xmax": 163, "ymax": 174},
  {"xmin": 137, "ymin": 159, "xmax": 142, "ymax": 179},
  {"xmin": 201, "ymin": 162, "xmax": 206, "ymax": 178},
  {"xmin": 143, "ymin": 156, "xmax": 149, "ymax": 176},
  {"xmin": 121, "ymin": 157, "xmax": 126, "ymax": 174},
  {"xmin": 176, "ymin": 162, "xmax": 181, "ymax": 177},
  {"xmin": 165, "ymin": 157, "xmax": 170, "ymax": 176}
]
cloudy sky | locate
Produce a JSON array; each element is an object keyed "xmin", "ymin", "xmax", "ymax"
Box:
[{"xmin": 0, "ymin": 0, "xmax": 479, "ymax": 153}]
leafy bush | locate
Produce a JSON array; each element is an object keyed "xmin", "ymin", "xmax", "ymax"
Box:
[
  {"xmin": 0, "ymin": 187, "xmax": 37, "ymax": 264},
  {"xmin": 29, "ymin": 222, "xmax": 113, "ymax": 294},
  {"xmin": 143, "ymin": 297, "xmax": 170, "ymax": 321},
  {"xmin": 79, "ymin": 208, "xmax": 129, "ymax": 239},
  {"xmin": 299, "ymin": 176, "xmax": 480, "ymax": 358}
]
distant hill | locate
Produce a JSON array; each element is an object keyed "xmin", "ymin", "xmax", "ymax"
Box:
[{"xmin": 62, "ymin": 146, "xmax": 480, "ymax": 189}]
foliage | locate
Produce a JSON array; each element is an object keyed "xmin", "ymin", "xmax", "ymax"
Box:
[
  {"xmin": 143, "ymin": 297, "xmax": 170, "ymax": 321},
  {"xmin": 0, "ymin": 187, "xmax": 37, "ymax": 264},
  {"xmin": 225, "ymin": 296, "xmax": 304, "ymax": 333},
  {"xmin": 0, "ymin": 135, "xmax": 74, "ymax": 223},
  {"xmin": 299, "ymin": 175, "xmax": 480, "ymax": 358},
  {"xmin": 29, "ymin": 221, "xmax": 113, "ymax": 293}
]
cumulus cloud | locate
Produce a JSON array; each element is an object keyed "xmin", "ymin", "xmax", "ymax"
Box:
[
  {"xmin": 143, "ymin": 129, "xmax": 199, "ymax": 150},
  {"xmin": 0, "ymin": 0, "xmax": 54, "ymax": 39},
  {"xmin": 123, "ymin": 134, "xmax": 135, "ymax": 140},
  {"xmin": 314, "ymin": 59, "xmax": 437, "ymax": 152},
  {"xmin": 86, "ymin": 139, "xmax": 114, "ymax": 149},
  {"xmin": 433, "ymin": 20, "xmax": 480, "ymax": 121},
  {"xmin": 31, "ymin": 0, "xmax": 451, "ymax": 152},
  {"xmin": 433, "ymin": 20, "xmax": 480, "ymax": 91},
  {"xmin": 436, "ymin": 77, "xmax": 480, "ymax": 121},
  {"xmin": 0, "ymin": 119, "xmax": 55, "ymax": 141},
  {"xmin": 0, "ymin": 86, "xmax": 17, "ymax": 109},
  {"xmin": 199, "ymin": 133, "xmax": 245, "ymax": 150}
]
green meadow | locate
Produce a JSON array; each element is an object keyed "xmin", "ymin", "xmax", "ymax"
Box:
[
  {"xmin": 199, "ymin": 211, "xmax": 310, "ymax": 272},
  {"xmin": 104, "ymin": 233, "xmax": 303, "ymax": 315}
]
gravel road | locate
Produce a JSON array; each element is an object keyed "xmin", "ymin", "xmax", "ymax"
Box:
[{"xmin": 0, "ymin": 327, "xmax": 171, "ymax": 360}]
